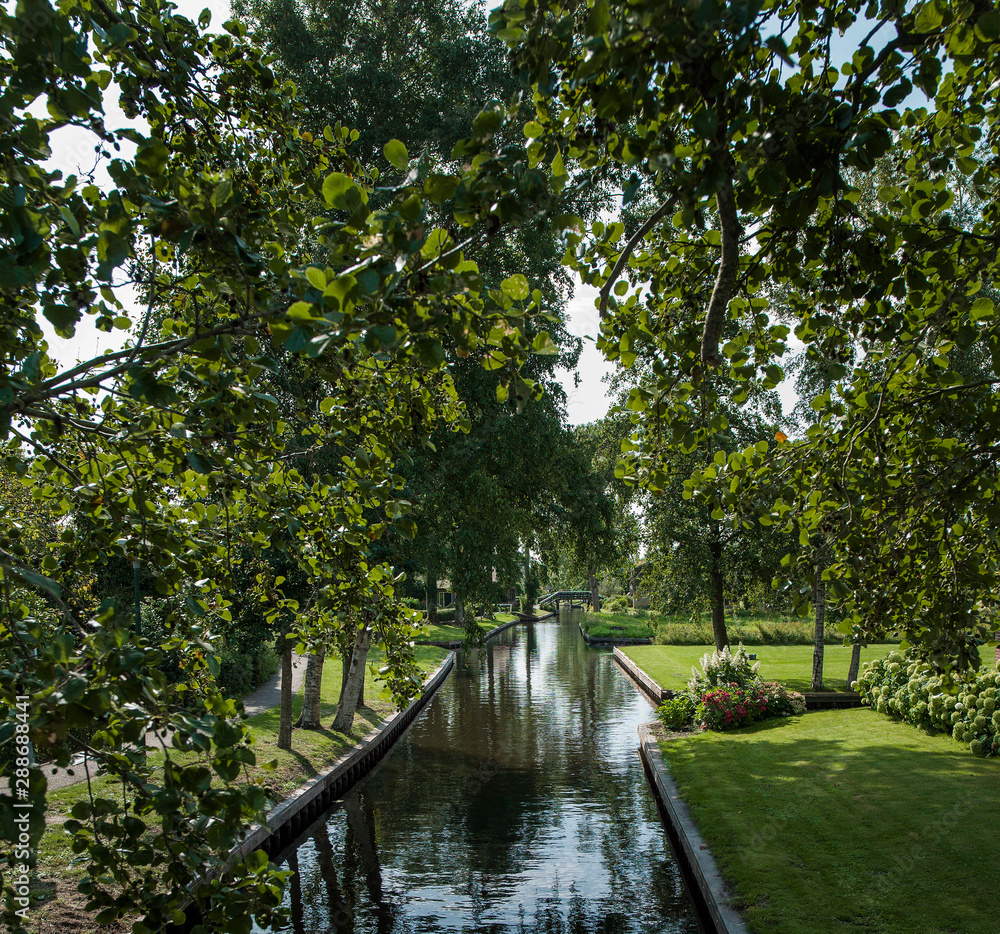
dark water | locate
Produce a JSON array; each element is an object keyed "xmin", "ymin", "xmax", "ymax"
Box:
[{"xmin": 256, "ymin": 609, "xmax": 701, "ymax": 934}]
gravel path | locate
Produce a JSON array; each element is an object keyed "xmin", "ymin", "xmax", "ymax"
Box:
[{"xmin": 43, "ymin": 653, "xmax": 308, "ymax": 792}]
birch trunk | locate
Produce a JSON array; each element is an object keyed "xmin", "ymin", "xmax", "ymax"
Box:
[
  {"xmin": 294, "ymin": 646, "xmax": 326, "ymax": 729},
  {"xmin": 709, "ymin": 539, "xmax": 729, "ymax": 651},
  {"xmin": 331, "ymin": 625, "xmax": 372, "ymax": 733}
]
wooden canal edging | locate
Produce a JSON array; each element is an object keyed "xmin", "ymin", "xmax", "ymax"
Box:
[
  {"xmin": 802, "ymin": 690, "xmax": 862, "ymax": 709},
  {"xmin": 613, "ymin": 646, "xmax": 671, "ymax": 703},
  {"xmin": 638, "ymin": 724, "xmax": 750, "ymax": 934},
  {"xmin": 168, "ymin": 651, "xmax": 456, "ymax": 933},
  {"xmin": 234, "ymin": 651, "xmax": 455, "ymax": 860},
  {"xmin": 580, "ymin": 624, "xmax": 652, "ymax": 647}
]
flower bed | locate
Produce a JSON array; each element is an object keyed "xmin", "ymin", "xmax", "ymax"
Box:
[{"xmin": 658, "ymin": 645, "xmax": 806, "ymax": 732}]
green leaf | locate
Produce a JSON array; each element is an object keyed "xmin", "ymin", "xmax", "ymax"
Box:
[
  {"xmin": 914, "ymin": 1, "xmax": 943, "ymax": 32},
  {"xmin": 975, "ymin": 10, "xmax": 1000, "ymax": 40},
  {"xmin": 585, "ymin": 0, "xmax": 609, "ymax": 36},
  {"xmin": 323, "ymin": 172, "xmax": 364, "ymax": 210},
  {"xmin": 135, "ymin": 141, "xmax": 171, "ymax": 176},
  {"xmin": 305, "ymin": 267, "xmax": 326, "ymax": 290},
  {"xmin": 524, "ymin": 121, "xmax": 544, "ymax": 139},
  {"xmin": 211, "ymin": 178, "xmax": 233, "ymax": 208},
  {"xmin": 186, "ymin": 451, "xmax": 214, "ymax": 474},
  {"xmin": 971, "ymin": 297, "xmax": 994, "ymax": 322},
  {"xmin": 424, "ymin": 172, "xmax": 458, "ymax": 203},
  {"xmin": 420, "ymin": 227, "xmax": 452, "ymax": 259},
  {"xmin": 501, "ymin": 274, "xmax": 530, "ymax": 300},
  {"xmin": 5, "ymin": 563, "xmax": 61, "ymax": 600},
  {"xmin": 287, "ymin": 300, "xmax": 315, "ymax": 321},
  {"xmin": 384, "ymin": 138, "xmax": 409, "ymax": 171},
  {"xmin": 531, "ymin": 332, "xmax": 558, "ymax": 355}
]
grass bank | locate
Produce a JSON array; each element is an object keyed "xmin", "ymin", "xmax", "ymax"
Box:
[
  {"xmin": 621, "ymin": 643, "xmax": 898, "ymax": 693},
  {"xmin": 418, "ymin": 612, "xmax": 517, "ymax": 644},
  {"xmin": 621, "ymin": 643, "xmax": 997, "ymax": 694},
  {"xmin": 580, "ymin": 610, "xmax": 654, "ymax": 640},
  {"xmin": 32, "ymin": 645, "xmax": 448, "ymax": 932},
  {"xmin": 658, "ymin": 708, "xmax": 1000, "ymax": 934},
  {"xmin": 583, "ymin": 606, "xmax": 893, "ymax": 645}
]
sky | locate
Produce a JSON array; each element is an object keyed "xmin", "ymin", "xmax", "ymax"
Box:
[{"xmin": 556, "ymin": 283, "xmax": 613, "ymax": 426}]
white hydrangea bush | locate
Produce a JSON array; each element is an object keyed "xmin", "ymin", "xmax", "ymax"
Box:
[{"xmin": 855, "ymin": 649, "xmax": 1000, "ymax": 758}]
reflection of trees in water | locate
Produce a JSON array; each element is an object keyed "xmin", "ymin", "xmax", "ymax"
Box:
[{"xmin": 271, "ymin": 612, "xmax": 697, "ymax": 933}]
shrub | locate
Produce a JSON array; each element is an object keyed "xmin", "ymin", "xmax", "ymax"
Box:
[
  {"xmin": 695, "ymin": 681, "xmax": 806, "ymax": 731},
  {"xmin": 757, "ymin": 681, "xmax": 807, "ymax": 716},
  {"xmin": 856, "ymin": 649, "xmax": 1000, "ymax": 758},
  {"xmin": 603, "ymin": 595, "xmax": 629, "ymax": 612},
  {"xmin": 434, "ymin": 606, "xmax": 457, "ymax": 624},
  {"xmin": 698, "ymin": 683, "xmax": 769, "ymax": 730},
  {"xmin": 657, "ymin": 693, "xmax": 697, "ymax": 730},
  {"xmin": 689, "ymin": 644, "xmax": 760, "ymax": 694},
  {"xmin": 217, "ymin": 642, "xmax": 255, "ymax": 698},
  {"xmin": 254, "ymin": 644, "xmax": 280, "ymax": 685}
]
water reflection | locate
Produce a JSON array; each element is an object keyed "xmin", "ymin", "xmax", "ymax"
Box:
[{"xmin": 257, "ymin": 610, "xmax": 700, "ymax": 934}]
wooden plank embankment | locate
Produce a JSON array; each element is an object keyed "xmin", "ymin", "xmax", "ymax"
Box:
[{"xmin": 613, "ymin": 646, "xmax": 671, "ymax": 703}]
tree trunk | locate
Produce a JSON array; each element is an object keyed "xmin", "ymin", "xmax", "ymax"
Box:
[
  {"xmin": 294, "ymin": 646, "xmax": 326, "ymax": 729},
  {"xmin": 277, "ymin": 637, "xmax": 294, "ymax": 750},
  {"xmin": 811, "ymin": 577, "xmax": 826, "ymax": 691},
  {"xmin": 589, "ymin": 569, "xmax": 601, "ymax": 613},
  {"xmin": 356, "ymin": 668, "xmax": 364, "ymax": 709},
  {"xmin": 454, "ymin": 595, "xmax": 465, "ymax": 626},
  {"xmin": 426, "ymin": 572, "xmax": 438, "ymax": 624},
  {"xmin": 709, "ymin": 539, "xmax": 728, "ymax": 651},
  {"xmin": 847, "ymin": 642, "xmax": 862, "ymax": 689},
  {"xmin": 337, "ymin": 648, "xmax": 350, "ymax": 707},
  {"xmin": 331, "ymin": 625, "xmax": 372, "ymax": 733}
]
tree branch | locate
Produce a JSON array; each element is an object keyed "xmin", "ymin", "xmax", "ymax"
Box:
[
  {"xmin": 599, "ymin": 195, "xmax": 679, "ymax": 320},
  {"xmin": 701, "ymin": 167, "xmax": 740, "ymax": 367}
]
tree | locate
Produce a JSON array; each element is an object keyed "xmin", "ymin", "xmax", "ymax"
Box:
[
  {"xmin": 491, "ymin": 0, "xmax": 1000, "ymax": 671},
  {"xmin": 237, "ymin": 0, "xmax": 604, "ymax": 638},
  {"xmin": 0, "ymin": 0, "xmax": 552, "ymax": 928}
]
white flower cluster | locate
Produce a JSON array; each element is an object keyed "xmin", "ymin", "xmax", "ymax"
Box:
[
  {"xmin": 688, "ymin": 644, "xmax": 761, "ymax": 694},
  {"xmin": 855, "ymin": 650, "xmax": 1000, "ymax": 758}
]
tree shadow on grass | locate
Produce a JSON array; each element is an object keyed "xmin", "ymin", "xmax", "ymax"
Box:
[{"xmin": 670, "ymin": 711, "xmax": 1000, "ymax": 933}]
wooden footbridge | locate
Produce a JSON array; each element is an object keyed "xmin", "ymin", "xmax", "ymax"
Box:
[{"xmin": 537, "ymin": 590, "xmax": 593, "ymax": 610}]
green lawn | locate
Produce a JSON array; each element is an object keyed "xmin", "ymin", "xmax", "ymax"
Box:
[
  {"xmin": 581, "ymin": 610, "xmax": 654, "ymax": 640},
  {"xmin": 417, "ymin": 612, "xmax": 517, "ymax": 644},
  {"xmin": 659, "ymin": 708, "xmax": 1000, "ymax": 934},
  {"xmin": 622, "ymin": 644, "xmax": 897, "ymax": 693}
]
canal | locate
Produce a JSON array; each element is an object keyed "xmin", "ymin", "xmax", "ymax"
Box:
[{"xmin": 256, "ymin": 608, "xmax": 702, "ymax": 934}]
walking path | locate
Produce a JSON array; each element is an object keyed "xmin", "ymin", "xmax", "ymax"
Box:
[{"xmin": 44, "ymin": 654, "xmax": 307, "ymax": 792}]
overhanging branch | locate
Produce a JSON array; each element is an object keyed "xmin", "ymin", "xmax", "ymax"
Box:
[{"xmin": 598, "ymin": 195, "xmax": 679, "ymax": 320}]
